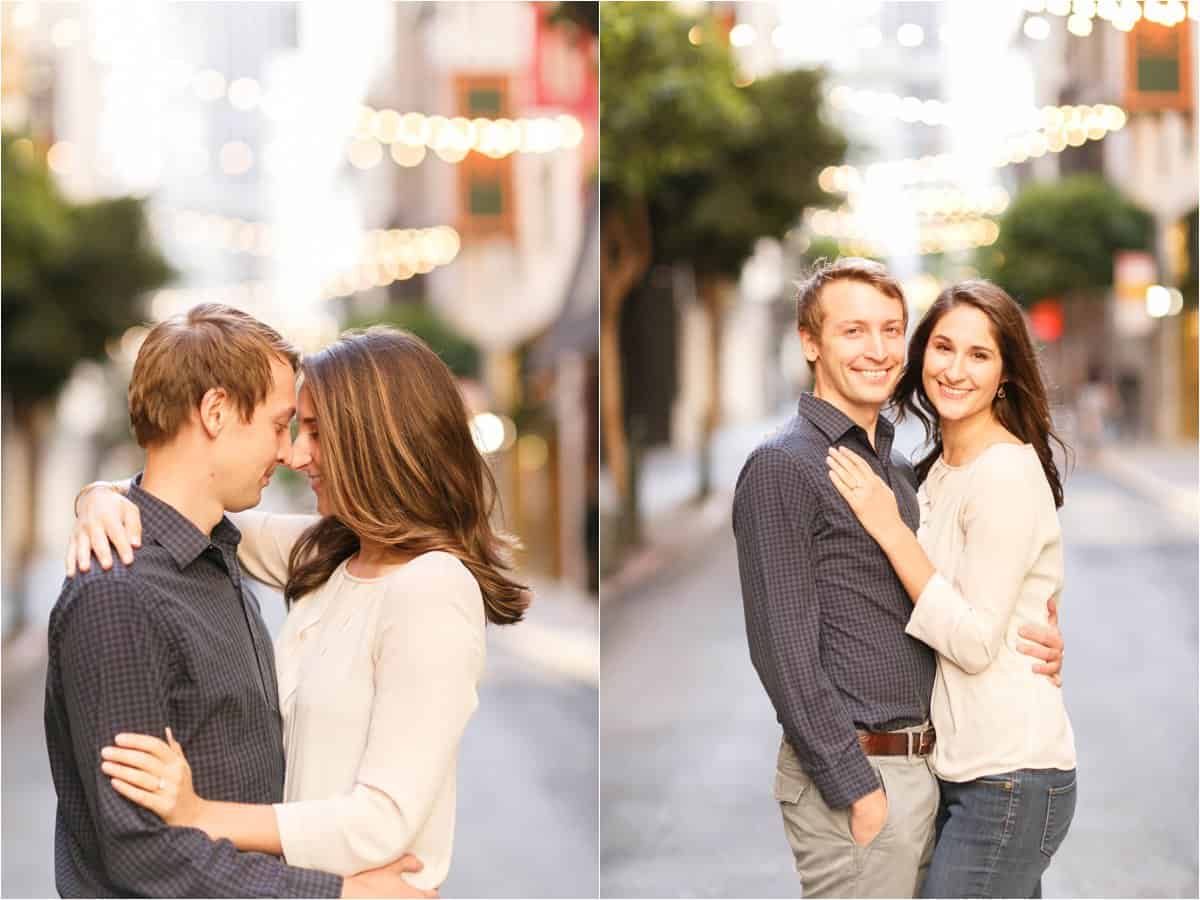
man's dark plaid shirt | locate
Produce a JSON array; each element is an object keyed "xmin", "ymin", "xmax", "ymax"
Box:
[
  {"xmin": 44, "ymin": 480, "xmax": 342, "ymax": 898},
  {"xmin": 733, "ymin": 394, "xmax": 937, "ymax": 810}
]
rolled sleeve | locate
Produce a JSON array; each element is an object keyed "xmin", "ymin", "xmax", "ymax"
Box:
[
  {"xmin": 275, "ymin": 556, "xmax": 484, "ymax": 880},
  {"xmin": 733, "ymin": 448, "xmax": 876, "ymax": 809},
  {"xmin": 905, "ymin": 460, "xmax": 1038, "ymax": 675},
  {"xmin": 59, "ymin": 577, "xmax": 342, "ymax": 898},
  {"xmin": 231, "ymin": 511, "xmax": 319, "ymax": 591}
]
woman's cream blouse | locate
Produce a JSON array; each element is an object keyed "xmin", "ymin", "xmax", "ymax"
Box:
[
  {"xmin": 906, "ymin": 443, "xmax": 1076, "ymax": 783},
  {"xmin": 230, "ymin": 511, "xmax": 485, "ymax": 890}
]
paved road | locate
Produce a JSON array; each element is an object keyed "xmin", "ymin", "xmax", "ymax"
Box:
[
  {"xmin": 600, "ymin": 465, "xmax": 1199, "ymax": 898},
  {"xmin": 2, "ymin": 583, "xmax": 598, "ymax": 899}
]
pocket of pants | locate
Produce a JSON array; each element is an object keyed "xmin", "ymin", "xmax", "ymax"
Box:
[
  {"xmin": 774, "ymin": 739, "xmax": 812, "ymax": 805},
  {"xmin": 774, "ymin": 767, "xmax": 812, "ymax": 805},
  {"xmin": 1040, "ymin": 774, "xmax": 1077, "ymax": 858}
]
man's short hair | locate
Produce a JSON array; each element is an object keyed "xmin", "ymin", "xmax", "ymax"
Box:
[
  {"xmin": 794, "ymin": 257, "xmax": 907, "ymax": 341},
  {"xmin": 128, "ymin": 304, "xmax": 300, "ymax": 448}
]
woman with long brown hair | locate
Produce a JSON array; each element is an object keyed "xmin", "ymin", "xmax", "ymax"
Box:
[
  {"xmin": 824, "ymin": 281, "xmax": 1077, "ymax": 898},
  {"xmin": 66, "ymin": 326, "xmax": 528, "ymax": 893}
]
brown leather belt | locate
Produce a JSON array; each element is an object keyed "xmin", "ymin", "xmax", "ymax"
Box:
[{"xmin": 857, "ymin": 727, "xmax": 936, "ymax": 757}]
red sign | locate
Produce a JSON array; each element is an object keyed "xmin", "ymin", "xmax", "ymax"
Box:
[
  {"xmin": 1028, "ymin": 299, "xmax": 1064, "ymax": 343},
  {"xmin": 531, "ymin": 4, "xmax": 597, "ymax": 169}
]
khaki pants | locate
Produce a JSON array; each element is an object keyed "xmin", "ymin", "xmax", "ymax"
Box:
[{"xmin": 774, "ymin": 729, "xmax": 939, "ymax": 898}]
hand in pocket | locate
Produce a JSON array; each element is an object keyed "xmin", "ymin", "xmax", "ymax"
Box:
[{"xmin": 849, "ymin": 785, "xmax": 888, "ymax": 848}]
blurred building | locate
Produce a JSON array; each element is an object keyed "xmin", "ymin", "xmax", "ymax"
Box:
[
  {"xmin": 1015, "ymin": 10, "xmax": 1197, "ymax": 443},
  {"xmin": 359, "ymin": 1, "xmax": 598, "ymax": 589},
  {"xmin": 1, "ymin": 1, "xmax": 598, "ymax": 638}
]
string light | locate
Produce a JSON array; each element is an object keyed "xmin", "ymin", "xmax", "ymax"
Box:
[
  {"xmin": 149, "ymin": 209, "xmax": 461, "ymax": 273},
  {"xmin": 827, "ymin": 87, "xmax": 1127, "ymax": 136},
  {"xmin": 355, "ymin": 106, "xmax": 585, "ymax": 162},
  {"xmin": 1023, "ymin": 0, "xmax": 1191, "ymax": 31},
  {"xmin": 145, "ymin": 226, "xmax": 462, "ymax": 322},
  {"xmin": 803, "ymin": 208, "xmax": 1002, "ymax": 256},
  {"xmin": 819, "ymin": 105, "xmax": 1125, "ymax": 192}
]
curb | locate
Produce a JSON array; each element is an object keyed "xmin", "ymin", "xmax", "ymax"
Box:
[
  {"xmin": 600, "ymin": 491, "xmax": 732, "ymax": 603},
  {"xmin": 489, "ymin": 620, "xmax": 598, "ymax": 687},
  {"xmin": 1094, "ymin": 447, "xmax": 1199, "ymax": 526}
]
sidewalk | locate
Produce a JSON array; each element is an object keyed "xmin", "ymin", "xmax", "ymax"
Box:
[
  {"xmin": 1093, "ymin": 441, "xmax": 1199, "ymax": 527},
  {"xmin": 490, "ymin": 576, "xmax": 598, "ymax": 686}
]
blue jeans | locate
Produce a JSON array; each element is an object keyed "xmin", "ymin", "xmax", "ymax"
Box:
[{"xmin": 920, "ymin": 768, "xmax": 1077, "ymax": 898}]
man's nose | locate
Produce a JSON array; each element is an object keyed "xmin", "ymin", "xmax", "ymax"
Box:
[{"xmin": 866, "ymin": 331, "xmax": 887, "ymax": 360}]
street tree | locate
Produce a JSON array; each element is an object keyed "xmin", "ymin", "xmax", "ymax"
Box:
[
  {"xmin": 1, "ymin": 132, "xmax": 173, "ymax": 615},
  {"xmin": 599, "ymin": 2, "xmax": 749, "ymax": 528},
  {"xmin": 980, "ymin": 174, "xmax": 1153, "ymax": 304},
  {"xmin": 651, "ymin": 68, "xmax": 846, "ymax": 495}
]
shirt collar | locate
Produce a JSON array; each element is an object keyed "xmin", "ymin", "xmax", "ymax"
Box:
[
  {"xmin": 129, "ymin": 474, "xmax": 242, "ymax": 570},
  {"xmin": 797, "ymin": 393, "xmax": 896, "ymax": 460}
]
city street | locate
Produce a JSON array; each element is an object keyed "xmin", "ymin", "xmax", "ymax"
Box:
[
  {"xmin": 601, "ymin": 462, "xmax": 1198, "ymax": 898},
  {"xmin": 2, "ymin": 574, "xmax": 599, "ymax": 899}
]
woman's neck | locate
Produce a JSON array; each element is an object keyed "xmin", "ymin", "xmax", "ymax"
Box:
[
  {"xmin": 941, "ymin": 410, "xmax": 1013, "ymax": 467},
  {"xmin": 347, "ymin": 538, "xmax": 417, "ymax": 576}
]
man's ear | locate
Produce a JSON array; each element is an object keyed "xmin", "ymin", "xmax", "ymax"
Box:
[
  {"xmin": 799, "ymin": 327, "xmax": 820, "ymax": 364},
  {"xmin": 197, "ymin": 388, "xmax": 229, "ymax": 439}
]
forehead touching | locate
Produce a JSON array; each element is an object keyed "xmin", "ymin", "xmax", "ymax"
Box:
[
  {"xmin": 820, "ymin": 279, "xmax": 906, "ymax": 327},
  {"xmin": 261, "ymin": 356, "xmax": 298, "ymax": 419},
  {"xmin": 296, "ymin": 383, "xmax": 317, "ymax": 421},
  {"xmin": 931, "ymin": 304, "xmax": 999, "ymax": 352}
]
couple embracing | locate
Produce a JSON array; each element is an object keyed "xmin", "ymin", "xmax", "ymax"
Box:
[
  {"xmin": 45, "ymin": 305, "xmax": 527, "ymax": 897},
  {"xmin": 734, "ymin": 258, "xmax": 1077, "ymax": 898}
]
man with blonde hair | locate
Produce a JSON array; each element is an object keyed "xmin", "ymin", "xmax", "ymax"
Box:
[{"xmin": 44, "ymin": 304, "xmax": 425, "ymax": 898}]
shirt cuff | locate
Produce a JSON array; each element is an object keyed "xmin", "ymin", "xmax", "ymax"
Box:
[
  {"xmin": 279, "ymin": 862, "xmax": 342, "ymax": 898},
  {"xmin": 804, "ymin": 740, "xmax": 880, "ymax": 810}
]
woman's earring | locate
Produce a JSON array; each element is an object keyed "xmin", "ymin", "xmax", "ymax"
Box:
[{"xmin": 996, "ymin": 384, "xmax": 1007, "ymax": 400}]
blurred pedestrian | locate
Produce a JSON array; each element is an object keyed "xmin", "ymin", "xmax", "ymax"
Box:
[
  {"xmin": 828, "ymin": 280, "xmax": 1077, "ymax": 898},
  {"xmin": 1076, "ymin": 364, "xmax": 1113, "ymax": 459},
  {"xmin": 732, "ymin": 260, "xmax": 1064, "ymax": 898}
]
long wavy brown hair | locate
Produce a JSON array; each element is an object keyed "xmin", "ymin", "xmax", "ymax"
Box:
[
  {"xmin": 891, "ymin": 280, "xmax": 1071, "ymax": 508},
  {"xmin": 283, "ymin": 327, "xmax": 529, "ymax": 625}
]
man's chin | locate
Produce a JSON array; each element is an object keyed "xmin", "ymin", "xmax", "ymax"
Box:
[{"xmin": 225, "ymin": 490, "xmax": 264, "ymax": 513}]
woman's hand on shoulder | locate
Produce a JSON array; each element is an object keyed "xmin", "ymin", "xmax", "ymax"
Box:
[{"xmin": 66, "ymin": 485, "xmax": 141, "ymax": 576}]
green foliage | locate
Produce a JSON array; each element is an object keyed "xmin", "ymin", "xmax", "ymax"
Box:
[
  {"xmin": 653, "ymin": 68, "xmax": 847, "ymax": 278},
  {"xmin": 1, "ymin": 132, "xmax": 173, "ymax": 409},
  {"xmin": 978, "ymin": 175, "xmax": 1154, "ymax": 305},
  {"xmin": 601, "ymin": 3, "xmax": 845, "ymax": 279},
  {"xmin": 600, "ymin": 3, "xmax": 750, "ymax": 202},
  {"xmin": 344, "ymin": 302, "xmax": 481, "ymax": 378}
]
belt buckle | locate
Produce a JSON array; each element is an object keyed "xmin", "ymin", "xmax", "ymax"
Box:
[{"xmin": 907, "ymin": 731, "xmax": 917, "ymax": 760}]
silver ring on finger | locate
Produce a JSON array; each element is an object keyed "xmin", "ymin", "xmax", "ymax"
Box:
[{"xmin": 157, "ymin": 776, "xmax": 166, "ymax": 792}]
